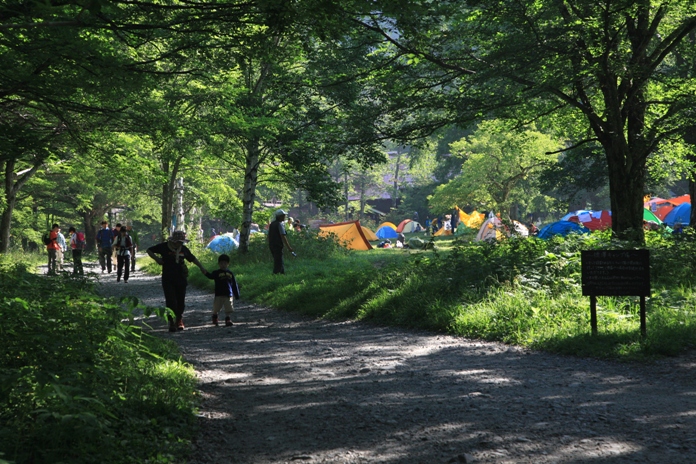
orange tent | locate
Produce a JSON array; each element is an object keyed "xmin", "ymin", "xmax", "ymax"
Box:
[
  {"xmin": 361, "ymin": 226, "xmax": 378, "ymax": 241},
  {"xmin": 396, "ymin": 219, "xmax": 412, "ymax": 232},
  {"xmin": 645, "ymin": 194, "xmax": 691, "ymax": 220},
  {"xmin": 319, "ymin": 220, "xmax": 373, "ymax": 250}
]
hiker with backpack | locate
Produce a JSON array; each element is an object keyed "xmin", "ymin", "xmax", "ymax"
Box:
[
  {"xmin": 96, "ymin": 221, "xmax": 113, "ymax": 273},
  {"xmin": 68, "ymin": 227, "xmax": 86, "ymax": 275},
  {"xmin": 45, "ymin": 224, "xmax": 61, "ymax": 274},
  {"xmin": 113, "ymin": 227, "xmax": 134, "ymax": 283}
]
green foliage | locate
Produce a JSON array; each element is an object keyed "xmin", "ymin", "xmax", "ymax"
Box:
[
  {"xmin": 0, "ymin": 259, "xmax": 197, "ymax": 464},
  {"xmin": 216, "ymin": 231, "xmax": 696, "ymax": 361}
]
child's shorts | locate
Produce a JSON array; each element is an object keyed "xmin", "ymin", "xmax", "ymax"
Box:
[{"xmin": 212, "ymin": 296, "xmax": 234, "ymax": 315}]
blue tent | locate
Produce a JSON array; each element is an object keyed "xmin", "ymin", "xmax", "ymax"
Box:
[
  {"xmin": 207, "ymin": 234, "xmax": 239, "ymax": 253},
  {"xmin": 537, "ymin": 220, "xmax": 589, "ymax": 240},
  {"xmin": 663, "ymin": 203, "xmax": 691, "ymax": 227},
  {"xmin": 375, "ymin": 226, "xmax": 399, "ymax": 239}
]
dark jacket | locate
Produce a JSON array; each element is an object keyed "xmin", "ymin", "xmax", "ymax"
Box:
[{"xmin": 205, "ymin": 269, "xmax": 241, "ymax": 298}]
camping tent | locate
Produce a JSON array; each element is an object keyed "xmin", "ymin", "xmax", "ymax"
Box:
[
  {"xmin": 645, "ymin": 194, "xmax": 691, "ymax": 220},
  {"xmin": 475, "ymin": 217, "xmax": 504, "ymax": 242},
  {"xmin": 563, "ymin": 208, "xmax": 663, "ymax": 230},
  {"xmin": 396, "ymin": 219, "xmax": 412, "ymax": 233},
  {"xmin": 433, "ymin": 227, "xmax": 452, "ymax": 236},
  {"xmin": 206, "ymin": 233, "xmax": 239, "ymax": 253},
  {"xmin": 376, "ymin": 225, "xmax": 399, "ymax": 239},
  {"xmin": 396, "ymin": 219, "xmax": 424, "ymax": 233},
  {"xmin": 319, "ymin": 221, "xmax": 373, "ymax": 250},
  {"xmin": 460, "ymin": 210, "xmax": 485, "ymax": 229},
  {"xmin": 361, "ymin": 226, "xmax": 378, "ymax": 241},
  {"xmin": 537, "ymin": 221, "xmax": 590, "ymax": 239},
  {"xmin": 377, "ymin": 222, "xmax": 397, "ymax": 231},
  {"xmin": 663, "ymin": 203, "xmax": 691, "ymax": 227},
  {"xmin": 512, "ymin": 221, "xmax": 529, "ymax": 237}
]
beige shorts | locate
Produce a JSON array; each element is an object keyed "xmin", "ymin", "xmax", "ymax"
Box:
[{"xmin": 212, "ymin": 296, "xmax": 234, "ymax": 315}]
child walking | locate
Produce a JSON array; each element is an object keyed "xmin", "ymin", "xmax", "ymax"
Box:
[{"xmin": 205, "ymin": 254, "xmax": 240, "ymax": 326}]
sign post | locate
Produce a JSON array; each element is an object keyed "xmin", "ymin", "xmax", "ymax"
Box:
[{"xmin": 581, "ymin": 250, "xmax": 651, "ymax": 336}]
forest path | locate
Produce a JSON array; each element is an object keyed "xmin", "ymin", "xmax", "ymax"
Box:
[{"xmin": 95, "ymin": 263, "xmax": 696, "ymax": 464}]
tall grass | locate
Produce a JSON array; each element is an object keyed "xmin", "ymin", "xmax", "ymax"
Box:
[
  {"xmin": 189, "ymin": 228, "xmax": 696, "ymax": 361},
  {"xmin": 0, "ymin": 260, "xmax": 197, "ymax": 464}
]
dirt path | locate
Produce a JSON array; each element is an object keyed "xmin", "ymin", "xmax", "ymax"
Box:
[{"xmin": 95, "ymin": 263, "xmax": 696, "ymax": 464}]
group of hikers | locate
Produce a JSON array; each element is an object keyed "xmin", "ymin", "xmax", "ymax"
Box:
[{"xmin": 45, "ymin": 221, "xmax": 139, "ymax": 281}]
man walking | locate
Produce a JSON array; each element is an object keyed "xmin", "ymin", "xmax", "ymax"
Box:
[
  {"xmin": 126, "ymin": 224, "xmax": 139, "ymax": 272},
  {"xmin": 96, "ymin": 221, "xmax": 113, "ymax": 273},
  {"xmin": 268, "ymin": 209, "xmax": 294, "ymax": 275}
]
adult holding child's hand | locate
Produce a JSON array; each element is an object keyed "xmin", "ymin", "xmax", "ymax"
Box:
[{"xmin": 147, "ymin": 230, "xmax": 209, "ymax": 332}]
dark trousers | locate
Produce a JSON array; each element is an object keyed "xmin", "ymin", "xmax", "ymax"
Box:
[
  {"xmin": 99, "ymin": 247, "xmax": 112, "ymax": 272},
  {"xmin": 117, "ymin": 255, "xmax": 130, "ymax": 281},
  {"xmin": 162, "ymin": 278, "xmax": 188, "ymax": 321},
  {"xmin": 72, "ymin": 249, "xmax": 84, "ymax": 275},
  {"xmin": 131, "ymin": 246, "xmax": 137, "ymax": 271},
  {"xmin": 271, "ymin": 248, "xmax": 284, "ymax": 274},
  {"xmin": 47, "ymin": 249, "xmax": 58, "ymax": 274}
]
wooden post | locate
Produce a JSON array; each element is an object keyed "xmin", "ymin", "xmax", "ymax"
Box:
[
  {"xmin": 640, "ymin": 296, "xmax": 647, "ymax": 337},
  {"xmin": 590, "ymin": 295, "xmax": 598, "ymax": 336}
]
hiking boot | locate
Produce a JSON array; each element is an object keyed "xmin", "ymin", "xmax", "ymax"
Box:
[
  {"xmin": 225, "ymin": 317, "xmax": 233, "ymax": 327},
  {"xmin": 177, "ymin": 318, "xmax": 185, "ymax": 331},
  {"xmin": 168, "ymin": 320, "xmax": 177, "ymax": 332},
  {"xmin": 212, "ymin": 314, "xmax": 219, "ymax": 326}
]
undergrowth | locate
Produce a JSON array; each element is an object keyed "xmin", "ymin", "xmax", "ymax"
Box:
[
  {"xmin": 0, "ymin": 259, "xmax": 197, "ymax": 464},
  {"xmin": 178, "ymin": 228, "xmax": 696, "ymax": 362}
]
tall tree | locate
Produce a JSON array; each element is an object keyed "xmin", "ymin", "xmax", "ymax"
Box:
[{"xmin": 348, "ymin": 0, "xmax": 696, "ymax": 241}]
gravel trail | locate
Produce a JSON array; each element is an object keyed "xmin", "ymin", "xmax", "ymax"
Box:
[{"xmin": 95, "ymin": 262, "xmax": 696, "ymax": 464}]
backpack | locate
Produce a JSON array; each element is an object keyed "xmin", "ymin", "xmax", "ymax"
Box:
[
  {"xmin": 42, "ymin": 232, "xmax": 52, "ymax": 245},
  {"xmin": 75, "ymin": 232, "xmax": 86, "ymax": 250}
]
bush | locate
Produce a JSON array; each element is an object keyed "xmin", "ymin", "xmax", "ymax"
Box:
[{"xmin": 0, "ymin": 261, "xmax": 197, "ymax": 464}]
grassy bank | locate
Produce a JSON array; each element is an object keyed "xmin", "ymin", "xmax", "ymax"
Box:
[
  {"xmin": 0, "ymin": 257, "xmax": 198, "ymax": 464},
  {"xmin": 174, "ymin": 229, "xmax": 696, "ymax": 362}
]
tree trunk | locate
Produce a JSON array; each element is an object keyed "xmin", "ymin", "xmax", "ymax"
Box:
[
  {"xmin": 604, "ymin": 142, "xmax": 646, "ymax": 243},
  {"xmin": 160, "ymin": 156, "xmax": 184, "ymax": 242},
  {"xmin": 83, "ymin": 210, "xmax": 100, "ymax": 252},
  {"xmin": 0, "ymin": 159, "xmax": 41, "ymax": 253},
  {"xmin": 238, "ymin": 138, "xmax": 261, "ymax": 253}
]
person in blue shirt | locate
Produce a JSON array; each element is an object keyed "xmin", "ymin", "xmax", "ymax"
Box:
[
  {"xmin": 96, "ymin": 221, "xmax": 113, "ymax": 273},
  {"xmin": 204, "ymin": 254, "xmax": 240, "ymax": 327}
]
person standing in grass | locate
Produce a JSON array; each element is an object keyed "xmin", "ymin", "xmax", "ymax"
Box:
[
  {"xmin": 204, "ymin": 254, "xmax": 240, "ymax": 327},
  {"xmin": 147, "ymin": 230, "xmax": 209, "ymax": 332},
  {"xmin": 268, "ymin": 209, "xmax": 294, "ymax": 275}
]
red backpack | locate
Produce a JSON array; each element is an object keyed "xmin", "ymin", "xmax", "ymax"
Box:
[{"xmin": 75, "ymin": 232, "xmax": 86, "ymax": 250}]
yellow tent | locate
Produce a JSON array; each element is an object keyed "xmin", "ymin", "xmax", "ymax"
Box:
[
  {"xmin": 433, "ymin": 227, "xmax": 452, "ymax": 236},
  {"xmin": 361, "ymin": 226, "xmax": 378, "ymax": 241},
  {"xmin": 463, "ymin": 210, "xmax": 485, "ymax": 228},
  {"xmin": 319, "ymin": 220, "xmax": 373, "ymax": 250},
  {"xmin": 378, "ymin": 221, "xmax": 398, "ymax": 230}
]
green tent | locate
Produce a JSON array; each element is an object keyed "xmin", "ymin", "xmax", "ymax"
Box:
[{"xmin": 643, "ymin": 208, "xmax": 662, "ymax": 224}]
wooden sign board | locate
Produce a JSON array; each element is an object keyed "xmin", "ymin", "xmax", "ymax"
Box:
[
  {"xmin": 581, "ymin": 249, "xmax": 650, "ymax": 336},
  {"xmin": 581, "ymin": 250, "xmax": 650, "ymax": 297}
]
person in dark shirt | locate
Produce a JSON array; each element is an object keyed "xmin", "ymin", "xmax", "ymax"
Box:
[
  {"xmin": 268, "ymin": 209, "xmax": 294, "ymax": 274},
  {"xmin": 96, "ymin": 221, "xmax": 113, "ymax": 273},
  {"xmin": 204, "ymin": 254, "xmax": 240, "ymax": 327},
  {"xmin": 147, "ymin": 230, "xmax": 209, "ymax": 332}
]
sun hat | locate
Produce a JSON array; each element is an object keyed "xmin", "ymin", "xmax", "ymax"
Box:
[
  {"xmin": 275, "ymin": 209, "xmax": 288, "ymax": 217},
  {"xmin": 169, "ymin": 230, "xmax": 189, "ymax": 242}
]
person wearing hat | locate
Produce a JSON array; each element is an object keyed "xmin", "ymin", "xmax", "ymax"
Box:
[
  {"xmin": 268, "ymin": 209, "xmax": 294, "ymax": 274},
  {"xmin": 147, "ymin": 230, "xmax": 209, "ymax": 332}
]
